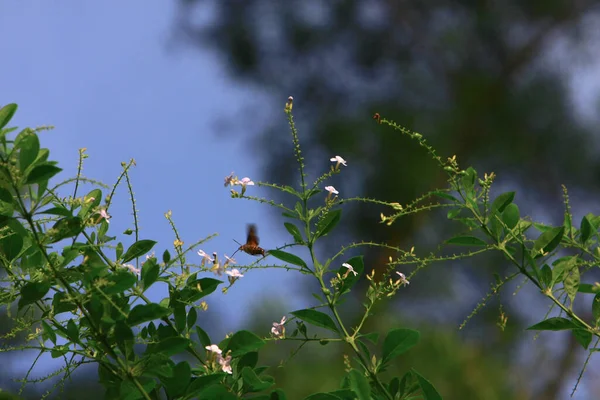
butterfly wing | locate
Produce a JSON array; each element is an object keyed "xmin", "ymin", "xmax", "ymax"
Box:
[{"xmin": 246, "ymin": 224, "xmax": 260, "ymax": 246}]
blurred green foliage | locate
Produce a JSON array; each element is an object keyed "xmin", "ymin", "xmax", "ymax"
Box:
[{"xmin": 177, "ymin": 1, "xmax": 600, "ymax": 398}]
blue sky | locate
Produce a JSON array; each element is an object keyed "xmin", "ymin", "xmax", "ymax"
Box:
[{"xmin": 2, "ymin": 1, "xmax": 312, "ymax": 379}]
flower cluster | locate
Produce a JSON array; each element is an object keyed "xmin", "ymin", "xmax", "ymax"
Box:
[
  {"xmin": 205, "ymin": 344, "xmax": 232, "ymax": 374},
  {"xmin": 224, "ymin": 172, "xmax": 255, "ymax": 196},
  {"xmin": 198, "ymin": 250, "xmax": 244, "ymax": 284},
  {"xmin": 271, "ymin": 316, "xmax": 286, "ymax": 339}
]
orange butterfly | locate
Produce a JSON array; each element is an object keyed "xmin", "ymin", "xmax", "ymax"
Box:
[{"xmin": 236, "ymin": 224, "xmax": 266, "ymax": 257}]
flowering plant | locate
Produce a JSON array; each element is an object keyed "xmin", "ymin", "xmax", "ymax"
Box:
[{"xmin": 2, "ymin": 95, "xmax": 598, "ymax": 399}]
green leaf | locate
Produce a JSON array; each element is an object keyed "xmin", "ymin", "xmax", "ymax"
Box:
[
  {"xmin": 284, "ymin": 222, "xmax": 304, "ymax": 243},
  {"xmin": 179, "ymin": 278, "xmax": 221, "ymax": 302},
  {"xmin": 347, "ymin": 369, "xmax": 370, "ymax": 400},
  {"xmin": 41, "ymin": 321, "xmax": 57, "ymax": 345},
  {"xmin": 388, "ymin": 377, "xmax": 400, "ymax": 396},
  {"xmin": 241, "ymin": 367, "xmax": 274, "ymax": 392},
  {"xmin": 580, "ymin": 215, "xmax": 594, "ymax": 243},
  {"xmin": 315, "ymin": 209, "xmax": 342, "ymax": 239},
  {"xmin": 196, "ymin": 326, "xmax": 211, "ymax": 348},
  {"xmin": 66, "ymin": 319, "xmax": 80, "ymax": 343},
  {"xmin": 104, "ymin": 270, "xmax": 137, "ymax": 294},
  {"xmin": 540, "ymin": 264, "xmax": 552, "ymax": 288},
  {"xmin": 526, "ymin": 317, "xmax": 578, "ymax": 331},
  {"xmin": 113, "ymin": 320, "xmax": 134, "ymax": 344},
  {"xmin": 121, "ymin": 240, "xmax": 157, "ymax": 263},
  {"xmin": 127, "ymin": 304, "xmax": 171, "ymax": 326},
  {"xmin": 0, "ymin": 232, "xmax": 23, "ymax": 261},
  {"xmin": 18, "ymin": 281, "xmax": 51, "ymax": 309},
  {"xmin": 17, "ymin": 131, "xmax": 40, "ymax": 171},
  {"xmin": 578, "ymin": 284, "xmax": 600, "ymax": 294},
  {"xmin": 187, "ymin": 307, "xmax": 197, "ymax": 330},
  {"xmin": 225, "ymin": 330, "xmax": 265, "ymax": 357},
  {"xmin": 196, "ymin": 384, "xmax": 238, "ymax": 400},
  {"xmin": 25, "ymin": 164, "xmax": 62, "ymax": 185},
  {"xmin": 412, "ymin": 369, "xmax": 442, "ymax": 400},
  {"xmin": 502, "ymin": 203, "xmax": 519, "ymax": 230},
  {"xmin": 461, "ymin": 167, "xmax": 476, "ymax": 194},
  {"xmin": 491, "ymin": 191, "xmax": 515, "ymax": 213},
  {"xmin": 173, "ymin": 304, "xmax": 186, "ymax": 333},
  {"xmin": 532, "ymin": 226, "xmax": 564, "ymax": 256},
  {"xmin": 445, "ymin": 235, "xmax": 486, "ymax": 246},
  {"xmin": 291, "ymin": 309, "xmax": 338, "ymax": 333},
  {"xmin": 358, "ymin": 332, "xmax": 379, "ymax": 345},
  {"xmin": 52, "ymin": 292, "xmax": 77, "ymax": 315},
  {"xmin": 185, "ymin": 375, "xmax": 228, "ymax": 398},
  {"xmin": 116, "ymin": 242, "xmax": 124, "ymax": 260},
  {"xmin": 563, "ymin": 262, "xmax": 580, "ymax": 305},
  {"xmin": 304, "ymin": 394, "xmax": 341, "ymax": 400},
  {"xmin": 551, "ymin": 256, "xmax": 577, "ymax": 286},
  {"xmin": 0, "ymin": 104, "xmax": 17, "ymax": 130},
  {"xmin": 270, "ymin": 389, "xmax": 288, "ymax": 400},
  {"xmin": 48, "ymin": 216, "xmax": 83, "ymax": 243},
  {"xmin": 162, "ymin": 361, "xmax": 191, "ymax": 397},
  {"xmin": 268, "ymin": 250, "xmax": 307, "ymax": 269},
  {"xmin": 163, "ymin": 249, "xmax": 171, "ymax": 264},
  {"xmin": 40, "ymin": 206, "xmax": 72, "ymax": 217},
  {"xmin": 237, "ymin": 351, "xmax": 258, "ymax": 371},
  {"xmin": 573, "ymin": 329, "xmax": 592, "ymax": 350},
  {"xmin": 141, "ymin": 257, "xmax": 159, "ymax": 291},
  {"xmin": 147, "ymin": 337, "xmax": 190, "ymax": 357},
  {"xmin": 381, "ymin": 329, "xmax": 420, "ymax": 365},
  {"xmin": 593, "ymin": 293, "xmax": 600, "ymax": 326},
  {"xmin": 431, "ymin": 191, "xmax": 459, "ymax": 202}
]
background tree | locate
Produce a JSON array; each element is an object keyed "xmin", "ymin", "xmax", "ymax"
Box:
[{"xmin": 176, "ymin": 1, "xmax": 600, "ymax": 398}]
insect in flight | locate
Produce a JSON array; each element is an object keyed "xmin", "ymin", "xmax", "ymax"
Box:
[{"xmin": 232, "ymin": 224, "xmax": 266, "ymax": 257}]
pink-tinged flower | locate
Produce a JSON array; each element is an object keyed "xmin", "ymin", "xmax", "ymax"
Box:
[
  {"xmin": 325, "ymin": 186, "xmax": 339, "ymax": 195},
  {"xmin": 342, "ymin": 263, "xmax": 358, "ymax": 277},
  {"xmin": 224, "ymin": 172, "xmax": 236, "ymax": 187},
  {"xmin": 330, "ymin": 155, "xmax": 347, "ymax": 168},
  {"xmin": 226, "ymin": 269, "xmax": 244, "ymax": 278},
  {"xmin": 218, "ymin": 354, "xmax": 232, "ymax": 374},
  {"xmin": 224, "ymin": 255, "xmax": 237, "ymax": 267},
  {"xmin": 100, "ymin": 209, "xmax": 111, "ymax": 223},
  {"xmin": 197, "ymin": 249, "xmax": 214, "ymax": 262},
  {"xmin": 238, "ymin": 177, "xmax": 255, "ymax": 186},
  {"xmin": 396, "ymin": 271, "xmax": 410, "ymax": 286},
  {"xmin": 123, "ymin": 264, "xmax": 140, "ymax": 275},
  {"xmin": 271, "ymin": 316, "xmax": 287, "ymax": 339},
  {"xmin": 205, "ymin": 344, "xmax": 222, "ymax": 355}
]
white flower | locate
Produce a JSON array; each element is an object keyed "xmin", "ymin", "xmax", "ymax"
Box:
[
  {"xmin": 224, "ymin": 255, "xmax": 237, "ymax": 266},
  {"xmin": 238, "ymin": 177, "xmax": 255, "ymax": 186},
  {"xmin": 100, "ymin": 209, "xmax": 111, "ymax": 223},
  {"xmin": 224, "ymin": 172, "xmax": 236, "ymax": 187},
  {"xmin": 342, "ymin": 263, "xmax": 358, "ymax": 277},
  {"xmin": 396, "ymin": 271, "xmax": 410, "ymax": 286},
  {"xmin": 123, "ymin": 264, "xmax": 140, "ymax": 275},
  {"xmin": 218, "ymin": 354, "xmax": 232, "ymax": 374},
  {"xmin": 325, "ymin": 186, "xmax": 339, "ymax": 195},
  {"xmin": 271, "ymin": 316, "xmax": 287, "ymax": 339},
  {"xmin": 330, "ymin": 155, "xmax": 347, "ymax": 167},
  {"xmin": 197, "ymin": 249, "xmax": 214, "ymax": 262},
  {"xmin": 226, "ymin": 269, "xmax": 244, "ymax": 278},
  {"xmin": 205, "ymin": 344, "xmax": 222, "ymax": 355}
]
